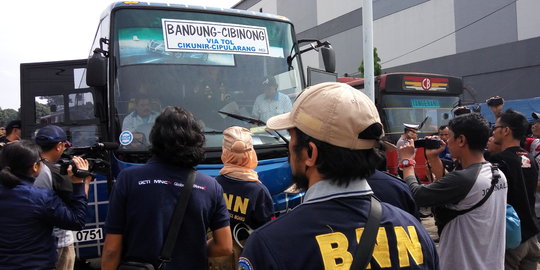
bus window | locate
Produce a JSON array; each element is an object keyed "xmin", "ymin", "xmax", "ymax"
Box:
[
  {"xmin": 36, "ymin": 95, "xmax": 65, "ymax": 125},
  {"xmin": 380, "ymin": 94, "xmax": 459, "ymax": 140},
  {"xmin": 69, "ymin": 92, "xmax": 95, "ymax": 121}
]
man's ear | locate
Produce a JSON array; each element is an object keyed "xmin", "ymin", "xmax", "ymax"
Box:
[
  {"xmin": 55, "ymin": 142, "xmax": 64, "ymax": 152},
  {"xmin": 305, "ymin": 142, "xmax": 318, "ymax": 167},
  {"xmin": 31, "ymin": 162, "xmax": 41, "ymax": 177},
  {"xmin": 458, "ymin": 134, "xmax": 467, "ymax": 147}
]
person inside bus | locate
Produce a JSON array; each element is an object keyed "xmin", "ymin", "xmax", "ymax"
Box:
[
  {"xmin": 252, "ymin": 76, "xmax": 292, "ymax": 123},
  {"xmin": 210, "ymin": 126, "xmax": 274, "ymax": 270},
  {"xmin": 190, "ymin": 66, "xmax": 234, "ymax": 130},
  {"xmin": 0, "ymin": 140, "xmax": 91, "ymax": 270},
  {"xmin": 122, "ymin": 94, "xmax": 159, "ymax": 143},
  {"xmin": 0, "ymin": 120, "xmax": 22, "ymax": 146}
]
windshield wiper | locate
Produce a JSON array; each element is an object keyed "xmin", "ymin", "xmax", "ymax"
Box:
[
  {"xmin": 203, "ymin": 129, "xmax": 223, "ymax": 134},
  {"xmin": 218, "ymin": 111, "xmax": 266, "ymax": 126},
  {"xmin": 218, "ymin": 111, "xmax": 289, "ymax": 144}
]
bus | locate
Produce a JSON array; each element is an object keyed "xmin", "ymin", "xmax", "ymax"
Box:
[
  {"xmin": 20, "ymin": 1, "xmax": 334, "ymax": 261},
  {"xmin": 339, "ymin": 73, "xmax": 464, "ymax": 180}
]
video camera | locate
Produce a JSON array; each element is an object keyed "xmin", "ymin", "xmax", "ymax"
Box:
[
  {"xmin": 414, "ymin": 138, "xmax": 441, "ymax": 149},
  {"xmin": 58, "ymin": 142, "xmax": 118, "ymax": 177}
]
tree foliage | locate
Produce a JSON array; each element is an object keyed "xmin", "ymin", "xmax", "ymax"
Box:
[
  {"xmin": 0, "ymin": 107, "xmax": 20, "ymax": 127},
  {"xmin": 358, "ymin": 47, "xmax": 382, "ymax": 77}
]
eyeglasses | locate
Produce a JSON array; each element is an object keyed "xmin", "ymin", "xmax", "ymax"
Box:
[
  {"xmin": 491, "ymin": 125, "xmax": 505, "ymax": 132},
  {"xmin": 37, "ymin": 157, "xmax": 47, "ymax": 163}
]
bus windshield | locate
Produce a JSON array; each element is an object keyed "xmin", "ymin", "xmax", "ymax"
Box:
[
  {"xmin": 112, "ymin": 9, "xmax": 302, "ymax": 150},
  {"xmin": 380, "ymin": 94, "xmax": 459, "ymax": 137}
]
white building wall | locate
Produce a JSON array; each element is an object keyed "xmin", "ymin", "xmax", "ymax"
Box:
[
  {"xmin": 316, "ymin": 0, "xmax": 362, "ymax": 24},
  {"xmin": 245, "ymin": 0, "xmax": 278, "ymax": 15},
  {"xmin": 516, "ymin": 0, "xmax": 540, "ymax": 41},
  {"xmin": 375, "ymin": 0, "xmax": 457, "ymax": 69}
]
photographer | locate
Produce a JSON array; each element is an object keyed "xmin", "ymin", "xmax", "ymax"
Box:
[
  {"xmin": 34, "ymin": 125, "xmax": 92, "ymax": 270},
  {"xmin": 398, "ymin": 113, "xmax": 508, "ymax": 270}
]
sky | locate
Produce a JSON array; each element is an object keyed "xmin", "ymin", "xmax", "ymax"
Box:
[{"xmin": 0, "ymin": 0, "xmax": 239, "ymax": 110}]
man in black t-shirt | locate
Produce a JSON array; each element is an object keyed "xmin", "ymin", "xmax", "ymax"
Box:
[
  {"xmin": 488, "ymin": 109, "xmax": 540, "ymax": 269},
  {"xmin": 102, "ymin": 107, "xmax": 232, "ymax": 270}
]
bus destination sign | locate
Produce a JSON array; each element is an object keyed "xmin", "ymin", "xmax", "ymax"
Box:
[{"xmin": 403, "ymin": 76, "xmax": 449, "ymax": 92}]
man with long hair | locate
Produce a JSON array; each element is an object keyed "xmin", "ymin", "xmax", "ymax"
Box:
[{"xmin": 102, "ymin": 106, "xmax": 232, "ymax": 269}]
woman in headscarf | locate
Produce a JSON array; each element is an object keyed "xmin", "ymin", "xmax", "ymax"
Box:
[{"xmin": 210, "ymin": 126, "xmax": 274, "ymax": 270}]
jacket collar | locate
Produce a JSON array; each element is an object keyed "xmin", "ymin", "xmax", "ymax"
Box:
[{"xmin": 303, "ymin": 178, "xmax": 373, "ymax": 205}]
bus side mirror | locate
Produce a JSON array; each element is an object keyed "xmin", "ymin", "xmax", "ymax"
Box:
[
  {"xmin": 321, "ymin": 46, "xmax": 335, "ymax": 73},
  {"xmin": 86, "ymin": 50, "xmax": 107, "ymax": 87}
]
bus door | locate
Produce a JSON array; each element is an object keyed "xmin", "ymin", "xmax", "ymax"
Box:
[{"xmin": 20, "ymin": 59, "xmax": 109, "ymax": 259}]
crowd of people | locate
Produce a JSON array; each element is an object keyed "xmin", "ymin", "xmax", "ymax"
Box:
[{"xmin": 1, "ymin": 82, "xmax": 540, "ymax": 270}]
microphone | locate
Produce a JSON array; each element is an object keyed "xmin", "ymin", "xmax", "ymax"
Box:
[{"xmin": 91, "ymin": 142, "xmax": 119, "ymax": 151}]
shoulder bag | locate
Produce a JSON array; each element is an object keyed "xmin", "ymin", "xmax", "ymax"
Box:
[
  {"xmin": 118, "ymin": 169, "xmax": 196, "ymax": 270},
  {"xmin": 350, "ymin": 195, "xmax": 382, "ymax": 270}
]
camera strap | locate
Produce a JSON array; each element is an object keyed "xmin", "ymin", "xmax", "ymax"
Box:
[{"xmin": 454, "ymin": 163, "xmax": 500, "ymax": 216}]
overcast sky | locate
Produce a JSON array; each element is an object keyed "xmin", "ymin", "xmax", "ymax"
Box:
[{"xmin": 0, "ymin": 0, "xmax": 239, "ymax": 110}]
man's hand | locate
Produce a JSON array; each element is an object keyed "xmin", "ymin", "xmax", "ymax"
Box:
[
  {"xmin": 68, "ymin": 156, "xmax": 90, "ymax": 183},
  {"xmin": 397, "ymin": 139, "xmax": 416, "ymax": 160}
]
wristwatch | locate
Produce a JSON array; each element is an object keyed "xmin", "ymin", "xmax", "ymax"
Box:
[{"xmin": 399, "ymin": 159, "xmax": 416, "ymax": 168}]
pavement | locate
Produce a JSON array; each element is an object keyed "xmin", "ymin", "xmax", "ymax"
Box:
[{"xmin": 420, "ymin": 215, "xmax": 439, "ymax": 249}]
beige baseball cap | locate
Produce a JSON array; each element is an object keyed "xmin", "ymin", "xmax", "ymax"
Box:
[{"xmin": 266, "ymin": 82, "xmax": 383, "ymax": 150}]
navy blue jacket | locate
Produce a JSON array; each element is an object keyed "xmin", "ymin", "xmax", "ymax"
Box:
[
  {"xmin": 0, "ymin": 179, "xmax": 87, "ymax": 270},
  {"xmin": 215, "ymin": 175, "xmax": 274, "ymax": 239},
  {"xmin": 240, "ymin": 180, "xmax": 438, "ymax": 270},
  {"xmin": 367, "ymin": 170, "xmax": 419, "ymax": 219},
  {"xmin": 105, "ymin": 158, "xmax": 230, "ymax": 269}
]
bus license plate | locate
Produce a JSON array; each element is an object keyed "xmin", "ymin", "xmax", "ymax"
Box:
[{"xmin": 75, "ymin": 228, "xmax": 103, "ymax": 242}]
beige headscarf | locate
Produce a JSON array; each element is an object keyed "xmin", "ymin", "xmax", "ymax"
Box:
[{"xmin": 220, "ymin": 126, "xmax": 260, "ymax": 182}]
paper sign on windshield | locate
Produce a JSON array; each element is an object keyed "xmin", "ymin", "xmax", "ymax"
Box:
[{"xmin": 162, "ymin": 19, "xmax": 269, "ymax": 56}]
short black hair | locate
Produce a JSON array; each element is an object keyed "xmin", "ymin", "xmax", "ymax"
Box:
[
  {"xmin": 149, "ymin": 106, "xmax": 205, "ymax": 167},
  {"xmin": 498, "ymin": 109, "xmax": 529, "ymax": 140},
  {"xmin": 438, "ymin": 125, "xmax": 448, "ymax": 131},
  {"xmin": 497, "ymin": 109, "xmax": 529, "ymax": 140},
  {"xmin": 448, "ymin": 113, "xmax": 489, "ymax": 151},
  {"xmin": 292, "ymin": 126, "xmax": 384, "ymax": 187},
  {"xmin": 0, "ymin": 140, "xmax": 42, "ymax": 188}
]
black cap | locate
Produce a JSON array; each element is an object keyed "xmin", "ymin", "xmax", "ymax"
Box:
[
  {"xmin": 532, "ymin": 112, "xmax": 540, "ymax": 121},
  {"xmin": 5, "ymin": 120, "xmax": 21, "ymax": 135}
]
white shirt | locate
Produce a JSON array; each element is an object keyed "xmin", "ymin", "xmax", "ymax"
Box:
[
  {"xmin": 252, "ymin": 92, "xmax": 292, "ymax": 123},
  {"xmin": 440, "ymin": 163, "xmax": 507, "ymax": 270},
  {"xmin": 122, "ymin": 111, "xmax": 159, "ymax": 143}
]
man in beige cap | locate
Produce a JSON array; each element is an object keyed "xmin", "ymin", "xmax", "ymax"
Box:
[{"xmin": 238, "ymin": 82, "xmax": 438, "ymax": 270}]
